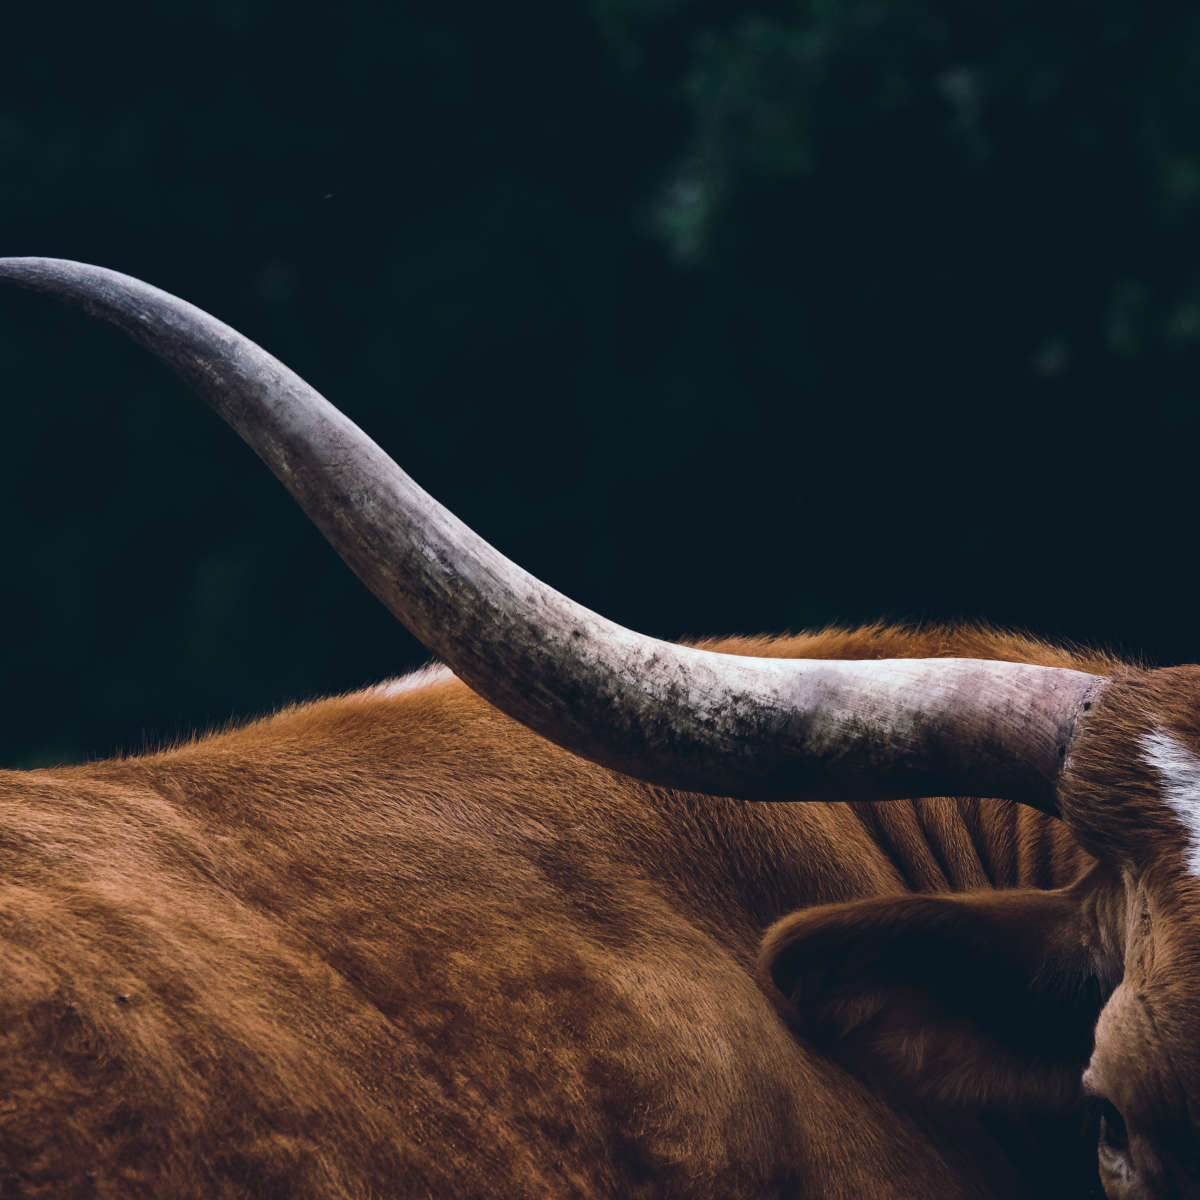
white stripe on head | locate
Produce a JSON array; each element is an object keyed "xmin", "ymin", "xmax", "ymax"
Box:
[
  {"xmin": 1141, "ymin": 727, "xmax": 1200, "ymax": 877},
  {"xmin": 372, "ymin": 663, "xmax": 455, "ymax": 698}
]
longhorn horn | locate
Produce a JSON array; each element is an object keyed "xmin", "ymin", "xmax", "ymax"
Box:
[{"xmin": 0, "ymin": 258, "xmax": 1104, "ymax": 811}]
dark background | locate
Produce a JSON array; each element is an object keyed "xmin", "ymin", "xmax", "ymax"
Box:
[{"xmin": 2, "ymin": 1, "xmax": 1198, "ymax": 767}]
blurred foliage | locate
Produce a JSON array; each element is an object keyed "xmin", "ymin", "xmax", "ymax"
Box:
[{"xmin": 1, "ymin": 0, "xmax": 1199, "ymax": 764}]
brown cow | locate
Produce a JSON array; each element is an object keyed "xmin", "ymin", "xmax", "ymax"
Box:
[{"xmin": 0, "ymin": 259, "xmax": 1193, "ymax": 1199}]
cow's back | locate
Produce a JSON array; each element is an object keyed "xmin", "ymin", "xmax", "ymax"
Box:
[{"xmin": 0, "ymin": 629, "xmax": 1108, "ymax": 1197}]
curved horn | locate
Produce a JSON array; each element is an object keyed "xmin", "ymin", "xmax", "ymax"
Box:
[{"xmin": 0, "ymin": 258, "xmax": 1103, "ymax": 811}]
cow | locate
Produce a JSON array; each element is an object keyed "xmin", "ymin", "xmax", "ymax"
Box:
[{"xmin": 0, "ymin": 258, "xmax": 1193, "ymax": 1200}]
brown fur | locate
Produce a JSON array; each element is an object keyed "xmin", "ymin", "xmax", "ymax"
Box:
[{"xmin": 0, "ymin": 626, "xmax": 1138, "ymax": 1198}]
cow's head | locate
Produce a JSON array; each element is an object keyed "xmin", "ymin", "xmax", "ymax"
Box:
[
  {"xmin": 2, "ymin": 258, "xmax": 1198, "ymax": 1197},
  {"xmin": 760, "ymin": 669, "xmax": 1200, "ymax": 1199},
  {"xmin": 1058, "ymin": 668, "xmax": 1200, "ymax": 1198}
]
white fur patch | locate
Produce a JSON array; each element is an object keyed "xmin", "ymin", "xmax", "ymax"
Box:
[
  {"xmin": 371, "ymin": 663, "xmax": 455, "ymax": 698},
  {"xmin": 1141, "ymin": 727, "xmax": 1200, "ymax": 877}
]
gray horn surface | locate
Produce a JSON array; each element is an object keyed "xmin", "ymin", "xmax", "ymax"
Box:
[{"xmin": 0, "ymin": 257, "xmax": 1103, "ymax": 809}]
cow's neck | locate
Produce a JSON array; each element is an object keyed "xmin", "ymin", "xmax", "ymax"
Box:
[{"xmin": 653, "ymin": 789, "xmax": 1096, "ymax": 949}]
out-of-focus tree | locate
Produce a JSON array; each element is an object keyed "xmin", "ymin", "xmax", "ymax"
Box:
[{"xmin": 2, "ymin": 1, "xmax": 1199, "ymax": 765}]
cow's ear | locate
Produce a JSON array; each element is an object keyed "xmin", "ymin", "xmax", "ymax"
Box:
[{"xmin": 760, "ymin": 887, "xmax": 1102, "ymax": 1114}]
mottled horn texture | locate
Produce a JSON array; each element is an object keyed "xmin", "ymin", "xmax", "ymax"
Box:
[{"xmin": 0, "ymin": 258, "xmax": 1104, "ymax": 809}]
